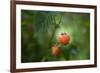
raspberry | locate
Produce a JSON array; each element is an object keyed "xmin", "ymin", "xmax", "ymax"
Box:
[
  {"xmin": 59, "ymin": 33, "xmax": 70, "ymax": 45},
  {"xmin": 52, "ymin": 45, "xmax": 61, "ymax": 57}
]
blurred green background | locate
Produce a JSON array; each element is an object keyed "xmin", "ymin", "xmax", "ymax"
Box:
[{"xmin": 21, "ymin": 10, "xmax": 90, "ymax": 63}]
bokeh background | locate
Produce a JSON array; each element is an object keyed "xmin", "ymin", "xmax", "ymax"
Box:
[{"xmin": 21, "ymin": 10, "xmax": 90, "ymax": 63}]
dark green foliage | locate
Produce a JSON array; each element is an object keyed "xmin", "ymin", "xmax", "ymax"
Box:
[{"xmin": 21, "ymin": 10, "xmax": 90, "ymax": 63}]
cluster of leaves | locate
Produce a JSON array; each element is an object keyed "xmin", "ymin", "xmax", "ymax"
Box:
[{"xmin": 21, "ymin": 10, "xmax": 90, "ymax": 63}]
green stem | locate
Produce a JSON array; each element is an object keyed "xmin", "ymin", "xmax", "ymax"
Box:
[
  {"xmin": 41, "ymin": 15, "xmax": 62, "ymax": 61},
  {"xmin": 48, "ymin": 15, "xmax": 62, "ymax": 47}
]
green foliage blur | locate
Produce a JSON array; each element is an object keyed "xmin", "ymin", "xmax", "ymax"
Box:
[{"xmin": 21, "ymin": 10, "xmax": 90, "ymax": 63}]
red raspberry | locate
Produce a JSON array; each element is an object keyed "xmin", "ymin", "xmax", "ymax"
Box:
[{"xmin": 59, "ymin": 33, "xmax": 70, "ymax": 45}]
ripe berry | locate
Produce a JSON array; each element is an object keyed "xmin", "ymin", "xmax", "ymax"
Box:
[
  {"xmin": 59, "ymin": 33, "xmax": 70, "ymax": 45},
  {"xmin": 52, "ymin": 45, "xmax": 61, "ymax": 57}
]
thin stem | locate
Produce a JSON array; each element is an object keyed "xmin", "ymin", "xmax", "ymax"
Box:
[{"xmin": 41, "ymin": 14, "xmax": 62, "ymax": 61}]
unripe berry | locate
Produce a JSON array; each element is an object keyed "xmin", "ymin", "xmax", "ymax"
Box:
[{"xmin": 52, "ymin": 45, "xmax": 61, "ymax": 57}]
